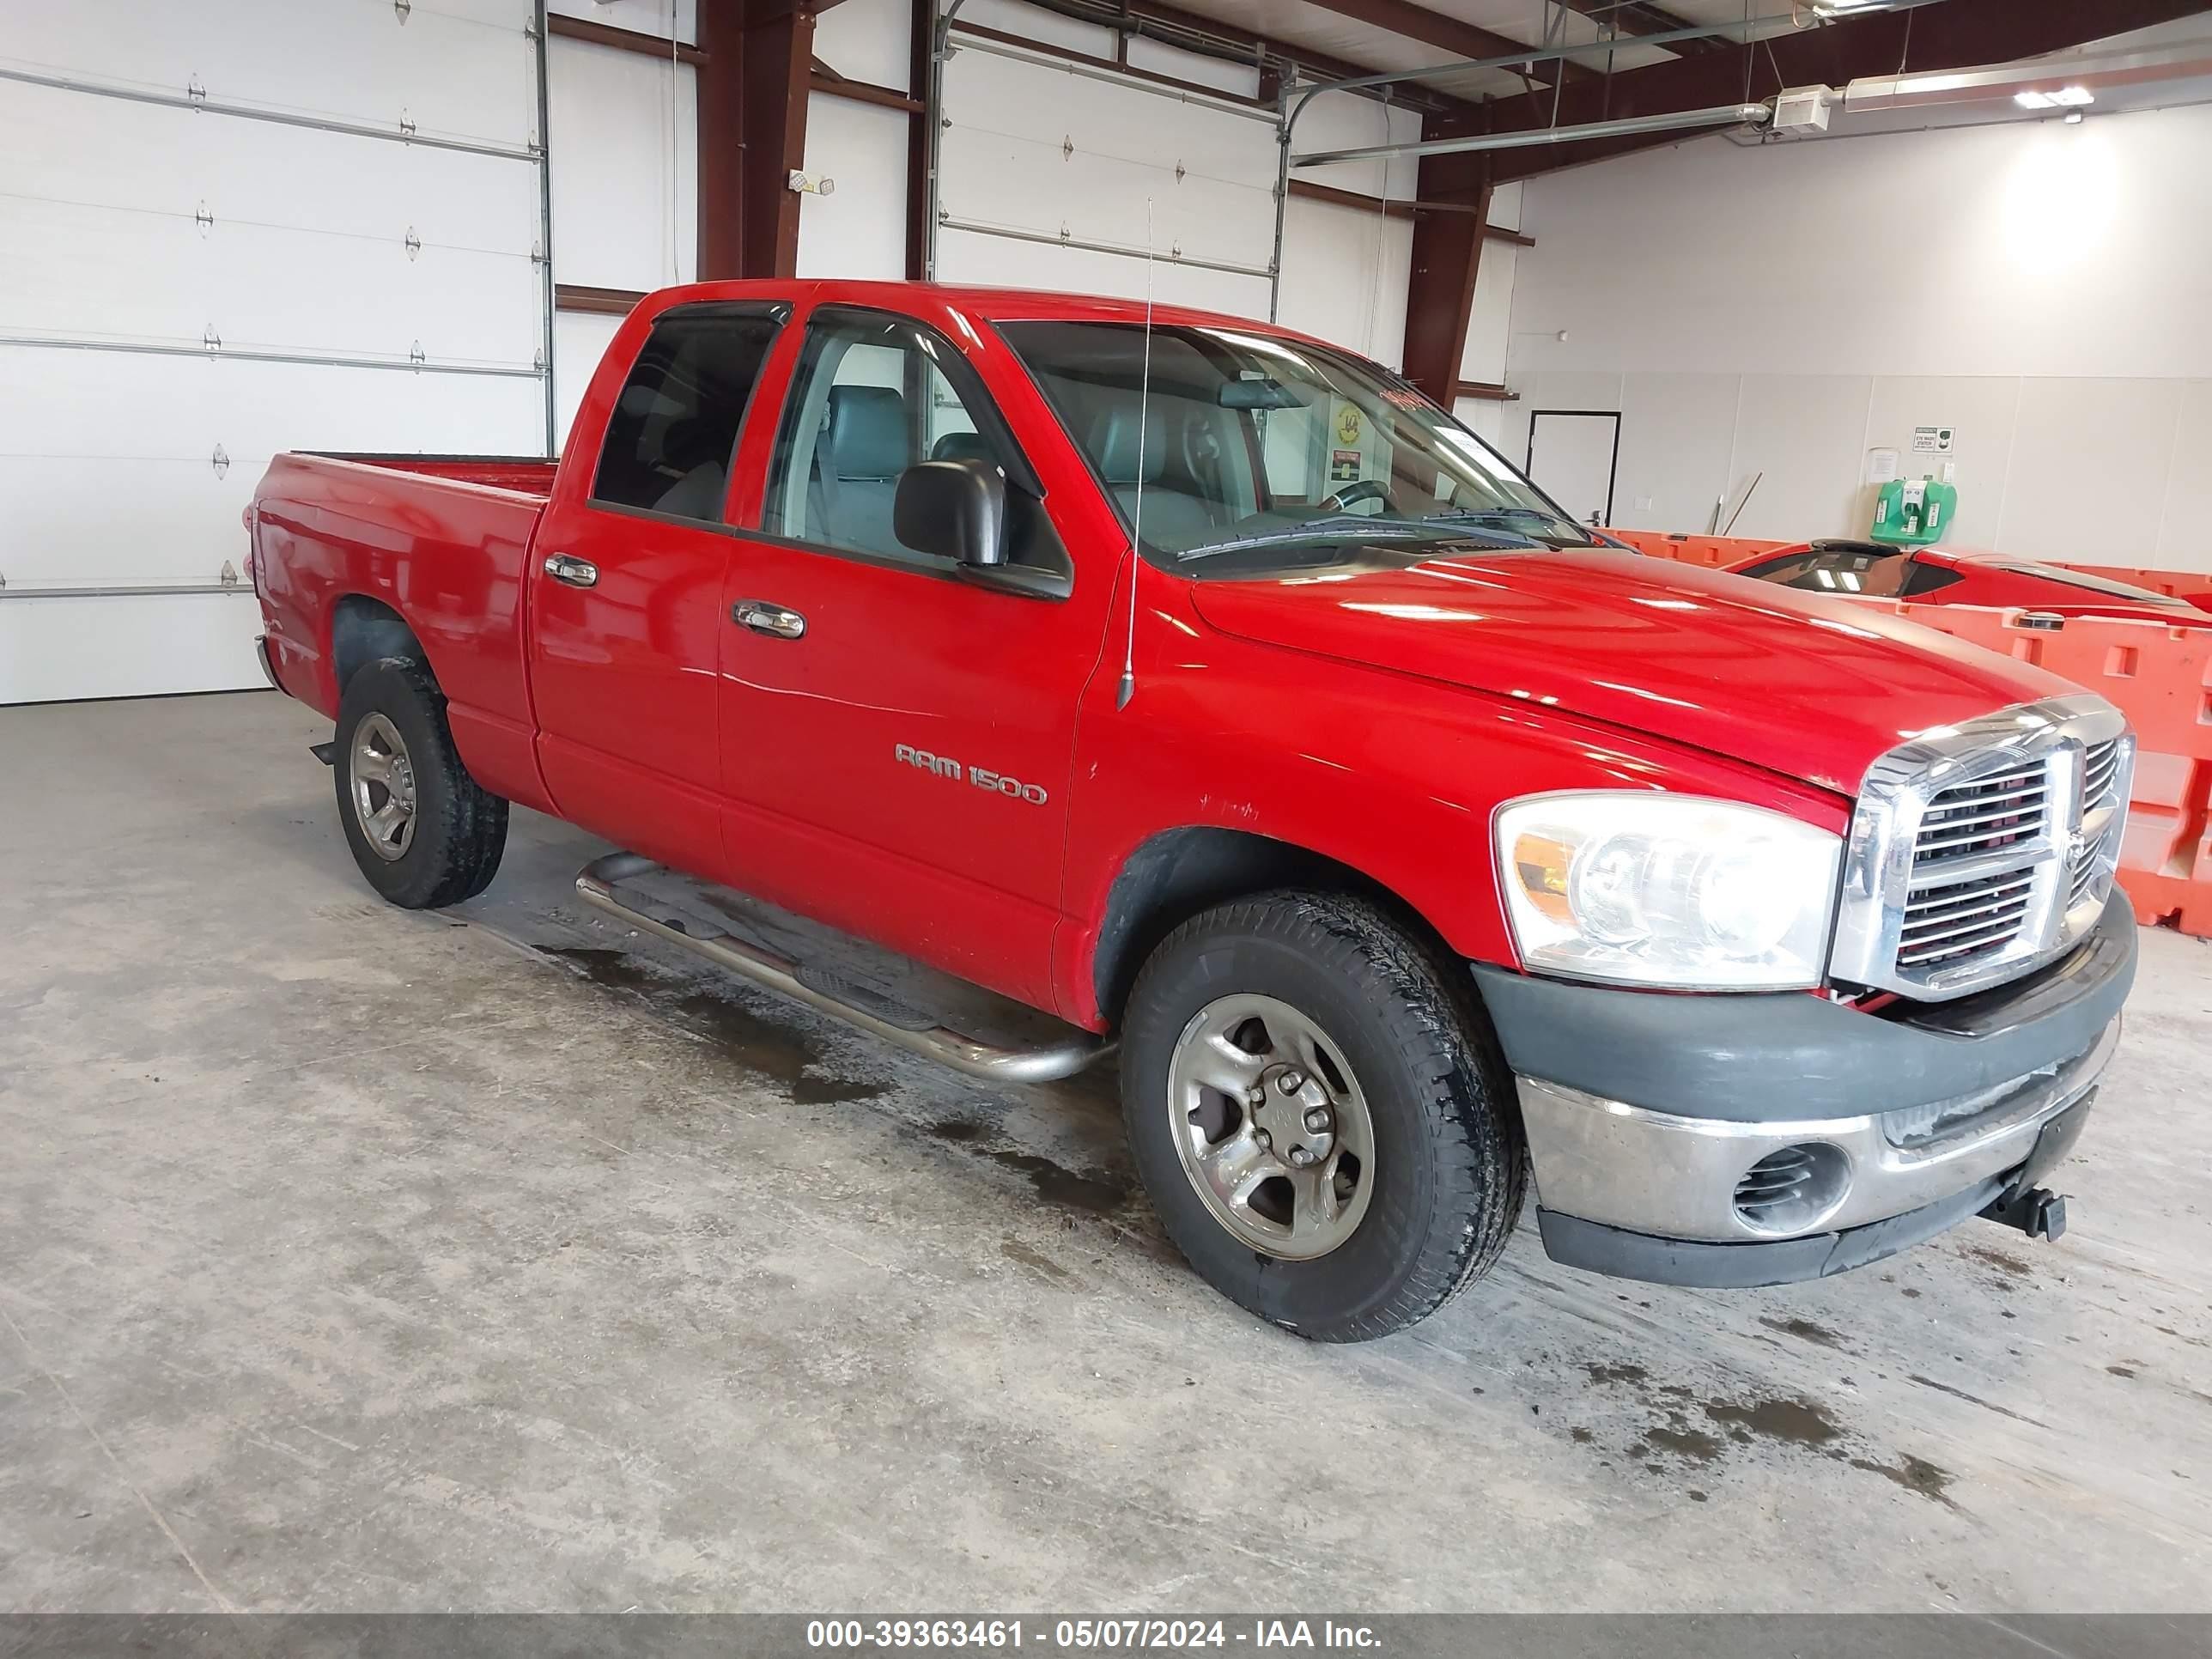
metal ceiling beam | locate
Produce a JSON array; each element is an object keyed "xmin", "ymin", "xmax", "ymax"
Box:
[
  {"xmin": 1012, "ymin": 0, "xmax": 1478, "ymax": 113},
  {"xmin": 1491, "ymin": 0, "xmax": 2212, "ymax": 179},
  {"xmin": 1292, "ymin": 0, "xmax": 1599, "ymax": 86},
  {"xmin": 1550, "ymin": 0, "xmax": 1728, "ymax": 56}
]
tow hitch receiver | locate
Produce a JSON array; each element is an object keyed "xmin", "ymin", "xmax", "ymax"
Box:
[
  {"xmin": 1978, "ymin": 1086, "xmax": 2093, "ymax": 1243},
  {"xmin": 1982, "ymin": 1184, "xmax": 2068, "ymax": 1243}
]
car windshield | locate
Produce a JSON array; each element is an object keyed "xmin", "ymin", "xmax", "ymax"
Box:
[{"xmin": 996, "ymin": 319, "xmax": 1593, "ymax": 575}]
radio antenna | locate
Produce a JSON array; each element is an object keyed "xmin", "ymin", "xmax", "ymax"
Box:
[{"xmin": 1115, "ymin": 199, "xmax": 1156, "ymax": 712}]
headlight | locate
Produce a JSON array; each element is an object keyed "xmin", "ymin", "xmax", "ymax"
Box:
[{"xmin": 1495, "ymin": 793, "xmax": 1840, "ymax": 990}]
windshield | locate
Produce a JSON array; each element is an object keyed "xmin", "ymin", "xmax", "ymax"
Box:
[{"xmin": 996, "ymin": 319, "xmax": 1593, "ymax": 575}]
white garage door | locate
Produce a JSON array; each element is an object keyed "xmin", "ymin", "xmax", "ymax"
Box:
[
  {"xmin": 933, "ymin": 3, "xmax": 1280, "ymax": 320},
  {"xmin": 0, "ymin": 0, "xmax": 551, "ymax": 705}
]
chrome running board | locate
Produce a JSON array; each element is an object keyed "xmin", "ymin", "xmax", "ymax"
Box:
[{"xmin": 574, "ymin": 852, "xmax": 1111, "ymax": 1085}]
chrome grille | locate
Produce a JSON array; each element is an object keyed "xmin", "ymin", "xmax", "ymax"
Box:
[
  {"xmin": 1897, "ymin": 868, "xmax": 2036, "ymax": 969},
  {"xmin": 1832, "ymin": 695, "xmax": 2131, "ymax": 1001},
  {"xmin": 2082, "ymin": 738, "xmax": 2121, "ymax": 810}
]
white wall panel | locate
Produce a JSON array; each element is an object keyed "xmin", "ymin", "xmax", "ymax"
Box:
[
  {"xmin": 549, "ymin": 0, "xmax": 696, "ymax": 46},
  {"xmin": 1498, "ymin": 105, "xmax": 2212, "ymax": 557},
  {"xmin": 955, "ymin": 0, "xmax": 1114, "ymax": 57},
  {"xmin": 798, "ymin": 96, "xmax": 910, "ymax": 282},
  {"xmin": 1, "ymin": 3, "xmax": 550, "ymax": 701},
  {"xmin": 1611, "ymin": 374, "xmax": 1742, "ymax": 536},
  {"xmin": 555, "ymin": 312, "xmax": 626, "ymax": 453},
  {"xmin": 1125, "ymin": 38, "xmax": 1260, "ymax": 99},
  {"xmin": 1275, "ymin": 198, "xmax": 1410, "ymax": 370},
  {"xmin": 1460, "ymin": 241, "xmax": 1516, "ymax": 386},
  {"xmin": 2155, "ymin": 381, "xmax": 2212, "ymax": 570},
  {"xmin": 1290, "ymin": 93, "xmax": 1421, "ymax": 205},
  {"xmin": 548, "ymin": 37, "xmax": 696, "ymax": 293},
  {"xmin": 939, "ymin": 48, "xmax": 1276, "ymax": 273},
  {"xmin": 1723, "ymin": 375, "xmax": 1874, "ymax": 544},
  {"xmin": 3, "ymin": 0, "xmax": 535, "ymax": 151},
  {"xmin": 0, "ymin": 347, "xmax": 543, "ymax": 590},
  {"xmin": 0, "ymin": 593, "xmax": 269, "ymax": 704},
  {"xmin": 1997, "ymin": 378, "xmax": 2187, "ymax": 564},
  {"xmin": 933, "ymin": 228, "xmax": 1270, "ymax": 321},
  {"xmin": 814, "ymin": 0, "xmax": 913, "ymax": 89}
]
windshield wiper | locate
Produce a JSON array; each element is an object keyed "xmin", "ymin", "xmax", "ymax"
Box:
[
  {"xmin": 1176, "ymin": 514, "xmax": 1537, "ymax": 563},
  {"xmin": 1423, "ymin": 505, "xmax": 1589, "ymax": 543},
  {"xmin": 1174, "ymin": 515, "xmax": 1446, "ymax": 563}
]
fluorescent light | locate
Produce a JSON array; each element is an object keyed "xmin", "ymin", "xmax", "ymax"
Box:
[
  {"xmin": 2014, "ymin": 89, "xmax": 2055, "ymax": 108},
  {"xmin": 2016, "ymin": 85, "xmax": 2094, "ymax": 110}
]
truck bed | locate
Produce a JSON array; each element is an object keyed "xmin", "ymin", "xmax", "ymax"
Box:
[
  {"xmin": 252, "ymin": 449, "xmax": 555, "ymax": 815},
  {"xmin": 298, "ymin": 452, "xmax": 561, "ymax": 499}
]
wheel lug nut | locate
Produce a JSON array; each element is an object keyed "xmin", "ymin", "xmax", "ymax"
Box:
[
  {"xmin": 1303, "ymin": 1108, "xmax": 1332, "ymax": 1133},
  {"xmin": 1277, "ymin": 1070, "xmax": 1304, "ymax": 1094},
  {"xmin": 1287, "ymin": 1146, "xmax": 1314, "ymax": 1168},
  {"xmin": 1254, "ymin": 1129, "xmax": 1273, "ymax": 1151}
]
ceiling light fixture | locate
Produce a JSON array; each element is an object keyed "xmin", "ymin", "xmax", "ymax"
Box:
[{"xmin": 2016, "ymin": 84, "xmax": 2095, "ymax": 110}]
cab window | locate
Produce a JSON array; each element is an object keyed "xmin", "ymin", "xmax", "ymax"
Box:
[
  {"xmin": 762, "ymin": 310, "xmax": 1019, "ymax": 565},
  {"xmin": 591, "ymin": 304, "xmax": 782, "ymax": 524}
]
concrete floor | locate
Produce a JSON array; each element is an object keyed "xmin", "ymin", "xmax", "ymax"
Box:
[{"xmin": 3, "ymin": 690, "xmax": 2210, "ymax": 1614}]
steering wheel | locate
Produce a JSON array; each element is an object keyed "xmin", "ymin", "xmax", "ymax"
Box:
[{"xmin": 1317, "ymin": 478, "xmax": 1389, "ymax": 514}]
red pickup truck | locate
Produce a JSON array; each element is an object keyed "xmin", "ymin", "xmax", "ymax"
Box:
[{"xmin": 251, "ymin": 279, "xmax": 2135, "ymax": 1340}]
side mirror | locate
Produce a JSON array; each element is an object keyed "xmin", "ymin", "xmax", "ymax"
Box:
[{"xmin": 894, "ymin": 458, "xmax": 1007, "ymax": 568}]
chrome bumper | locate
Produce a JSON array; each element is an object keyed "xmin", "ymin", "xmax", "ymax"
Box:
[{"xmin": 1520, "ymin": 1016, "xmax": 2118, "ymax": 1246}]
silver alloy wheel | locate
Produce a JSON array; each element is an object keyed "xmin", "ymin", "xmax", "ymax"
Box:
[
  {"xmin": 349, "ymin": 711, "xmax": 419, "ymax": 862},
  {"xmin": 1164, "ymin": 993, "xmax": 1376, "ymax": 1261}
]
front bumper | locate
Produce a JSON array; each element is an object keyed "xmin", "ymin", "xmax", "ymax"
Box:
[{"xmin": 1473, "ymin": 890, "xmax": 2136, "ymax": 1286}]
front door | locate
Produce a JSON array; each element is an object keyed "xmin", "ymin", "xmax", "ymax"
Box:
[
  {"xmin": 1526, "ymin": 409, "xmax": 1620, "ymax": 529},
  {"xmin": 529, "ymin": 301, "xmax": 786, "ymax": 876},
  {"xmin": 713, "ymin": 304, "xmax": 1107, "ymax": 1012}
]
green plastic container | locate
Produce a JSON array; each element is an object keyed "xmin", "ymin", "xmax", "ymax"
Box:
[{"xmin": 1870, "ymin": 477, "xmax": 1958, "ymax": 546}]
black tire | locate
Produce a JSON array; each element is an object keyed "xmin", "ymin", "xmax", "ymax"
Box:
[
  {"xmin": 1120, "ymin": 890, "xmax": 1527, "ymax": 1342},
  {"xmin": 333, "ymin": 656, "xmax": 508, "ymax": 908}
]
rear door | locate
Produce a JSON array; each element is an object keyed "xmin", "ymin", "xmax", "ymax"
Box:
[
  {"xmin": 710, "ymin": 303, "xmax": 1109, "ymax": 1011},
  {"xmin": 529, "ymin": 300, "xmax": 785, "ymax": 875}
]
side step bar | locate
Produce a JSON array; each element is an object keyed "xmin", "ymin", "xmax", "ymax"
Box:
[{"xmin": 574, "ymin": 853, "xmax": 1111, "ymax": 1085}]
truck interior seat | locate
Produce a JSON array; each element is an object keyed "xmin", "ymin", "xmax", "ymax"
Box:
[
  {"xmin": 650, "ymin": 415, "xmax": 730, "ymax": 521},
  {"xmin": 1088, "ymin": 404, "xmax": 1218, "ymax": 547},
  {"xmin": 817, "ymin": 385, "xmax": 908, "ymax": 553}
]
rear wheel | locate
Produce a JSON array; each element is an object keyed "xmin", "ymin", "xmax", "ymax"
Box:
[
  {"xmin": 1120, "ymin": 891, "xmax": 1526, "ymax": 1341},
  {"xmin": 334, "ymin": 656, "xmax": 507, "ymax": 908}
]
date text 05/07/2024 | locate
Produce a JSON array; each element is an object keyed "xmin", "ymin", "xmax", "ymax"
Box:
[{"xmin": 805, "ymin": 1618, "xmax": 1382, "ymax": 1650}]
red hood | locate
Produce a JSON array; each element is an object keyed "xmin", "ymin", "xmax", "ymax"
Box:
[{"xmin": 1186, "ymin": 547, "xmax": 2074, "ymax": 796}]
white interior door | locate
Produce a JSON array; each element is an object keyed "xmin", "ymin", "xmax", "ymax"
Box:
[
  {"xmin": 1526, "ymin": 410, "xmax": 1621, "ymax": 529},
  {"xmin": 0, "ymin": 0, "xmax": 549, "ymax": 704}
]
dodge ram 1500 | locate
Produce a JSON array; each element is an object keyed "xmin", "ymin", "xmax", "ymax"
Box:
[{"xmin": 251, "ymin": 280, "xmax": 2135, "ymax": 1340}]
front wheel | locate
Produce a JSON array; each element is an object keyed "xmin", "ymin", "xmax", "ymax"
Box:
[{"xmin": 1120, "ymin": 891, "xmax": 1526, "ymax": 1341}]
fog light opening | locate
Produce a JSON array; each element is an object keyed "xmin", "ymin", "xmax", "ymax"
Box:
[{"xmin": 1733, "ymin": 1142, "xmax": 1850, "ymax": 1236}]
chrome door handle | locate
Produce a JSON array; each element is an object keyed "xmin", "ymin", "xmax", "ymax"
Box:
[
  {"xmin": 543, "ymin": 553, "xmax": 598, "ymax": 588},
  {"xmin": 732, "ymin": 599, "xmax": 806, "ymax": 640}
]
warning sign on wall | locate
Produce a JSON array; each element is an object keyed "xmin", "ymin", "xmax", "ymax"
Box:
[
  {"xmin": 1329, "ymin": 449, "xmax": 1363, "ymax": 484},
  {"xmin": 1911, "ymin": 425, "xmax": 1955, "ymax": 454}
]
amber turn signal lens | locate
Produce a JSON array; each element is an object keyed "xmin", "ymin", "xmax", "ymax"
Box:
[{"xmin": 1512, "ymin": 831, "xmax": 1576, "ymax": 922}]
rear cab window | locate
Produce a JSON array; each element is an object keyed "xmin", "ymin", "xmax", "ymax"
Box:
[{"xmin": 592, "ymin": 303, "xmax": 784, "ymax": 526}]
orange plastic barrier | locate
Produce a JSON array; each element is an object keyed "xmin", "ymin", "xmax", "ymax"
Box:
[
  {"xmin": 1876, "ymin": 605, "xmax": 2212, "ymax": 939},
  {"xmin": 1602, "ymin": 529, "xmax": 1785, "ymax": 568},
  {"xmin": 1605, "ymin": 527, "xmax": 2212, "ymax": 611}
]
